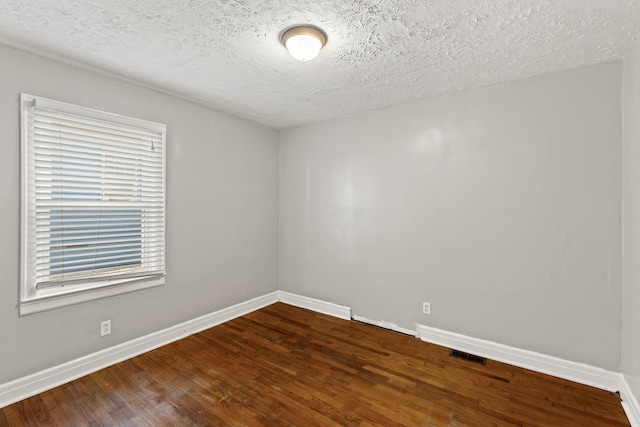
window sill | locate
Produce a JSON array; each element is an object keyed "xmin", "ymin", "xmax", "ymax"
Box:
[{"xmin": 19, "ymin": 275, "xmax": 165, "ymax": 316}]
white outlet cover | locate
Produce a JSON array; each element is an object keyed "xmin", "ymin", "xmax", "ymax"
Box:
[
  {"xmin": 423, "ymin": 302, "xmax": 431, "ymax": 315},
  {"xmin": 100, "ymin": 320, "xmax": 111, "ymax": 336}
]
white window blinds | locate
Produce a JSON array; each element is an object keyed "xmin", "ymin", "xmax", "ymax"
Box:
[{"xmin": 21, "ymin": 94, "xmax": 166, "ymax": 296}]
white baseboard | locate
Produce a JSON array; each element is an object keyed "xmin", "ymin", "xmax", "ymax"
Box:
[
  {"xmin": 417, "ymin": 324, "xmax": 621, "ymax": 392},
  {"xmin": 621, "ymin": 375, "xmax": 640, "ymax": 427},
  {"xmin": 278, "ymin": 291, "xmax": 351, "ymax": 320},
  {"xmin": 2, "ymin": 290, "xmax": 638, "ymax": 427},
  {"xmin": 352, "ymin": 315, "xmax": 418, "ymax": 337},
  {"xmin": 0, "ymin": 291, "xmax": 280, "ymax": 409}
]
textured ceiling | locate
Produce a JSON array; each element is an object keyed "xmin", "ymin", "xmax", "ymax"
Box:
[{"xmin": 0, "ymin": 1, "xmax": 639, "ymax": 129}]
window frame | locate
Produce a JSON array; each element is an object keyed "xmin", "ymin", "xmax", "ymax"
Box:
[{"xmin": 19, "ymin": 94, "xmax": 167, "ymax": 316}]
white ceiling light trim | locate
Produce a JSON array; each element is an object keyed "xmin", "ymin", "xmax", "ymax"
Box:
[{"xmin": 282, "ymin": 25, "xmax": 327, "ymax": 62}]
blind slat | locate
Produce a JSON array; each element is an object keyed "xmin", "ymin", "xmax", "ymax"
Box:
[
  {"xmin": 35, "ymin": 243, "xmax": 162, "ymax": 260},
  {"xmin": 35, "ymin": 249, "xmax": 165, "ymax": 270},
  {"xmin": 36, "ymin": 271, "xmax": 165, "ymax": 290},
  {"xmin": 34, "ymin": 137, "xmax": 162, "ymax": 160},
  {"xmin": 35, "ymin": 108, "xmax": 163, "ymax": 139}
]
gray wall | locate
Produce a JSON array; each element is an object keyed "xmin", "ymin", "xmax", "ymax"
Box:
[
  {"xmin": 623, "ymin": 38, "xmax": 640, "ymax": 400},
  {"xmin": 0, "ymin": 44, "xmax": 280, "ymax": 384},
  {"xmin": 280, "ymin": 61, "xmax": 623, "ymax": 370},
  {"xmin": 0, "ymin": 40, "xmax": 628, "ymax": 386}
]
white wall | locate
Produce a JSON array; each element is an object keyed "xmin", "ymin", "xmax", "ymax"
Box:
[
  {"xmin": 0, "ymin": 44, "xmax": 280, "ymax": 384},
  {"xmin": 623, "ymin": 38, "xmax": 640, "ymax": 401},
  {"xmin": 280, "ymin": 61, "xmax": 623, "ymax": 370}
]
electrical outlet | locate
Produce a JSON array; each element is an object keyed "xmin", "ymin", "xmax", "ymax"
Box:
[
  {"xmin": 422, "ymin": 302, "xmax": 431, "ymax": 315},
  {"xmin": 100, "ymin": 320, "xmax": 111, "ymax": 336}
]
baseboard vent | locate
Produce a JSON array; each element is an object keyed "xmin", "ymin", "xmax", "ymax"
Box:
[{"xmin": 450, "ymin": 349, "xmax": 487, "ymax": 365}]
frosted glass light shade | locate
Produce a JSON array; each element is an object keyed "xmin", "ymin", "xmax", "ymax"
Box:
[{"xmin": 282, "ymin": 26, "xmax": 326, "ymax": 62}]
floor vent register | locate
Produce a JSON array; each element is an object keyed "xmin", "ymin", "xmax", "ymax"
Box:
[{"xmin": 449, "ymin": 349, "xmax": 487, "ymax": 365}]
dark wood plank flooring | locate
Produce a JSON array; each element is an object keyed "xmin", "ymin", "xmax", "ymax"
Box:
[{"xmin": 0, "ymin": 302, "xmax": 630, "ymax": 426}]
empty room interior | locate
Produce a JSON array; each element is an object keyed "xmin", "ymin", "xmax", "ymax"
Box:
[{"xmin": 2, "ymin": 1, "xmax": 640, "ymax": 426}]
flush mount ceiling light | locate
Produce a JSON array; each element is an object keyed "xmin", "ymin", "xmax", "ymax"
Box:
[{"xmin": 281, "ymin": 25, "xmax": 327, "ymax": 62}]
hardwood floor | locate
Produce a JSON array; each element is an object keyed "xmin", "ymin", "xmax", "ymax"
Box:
[{"xmin": 0, "ymin": 302, "xmax": 630, "ymax": 426}]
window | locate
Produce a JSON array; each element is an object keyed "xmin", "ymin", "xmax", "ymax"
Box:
[{"xmin": 20, "ymin": 94, "xmax": 166, "ymax": 315}]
